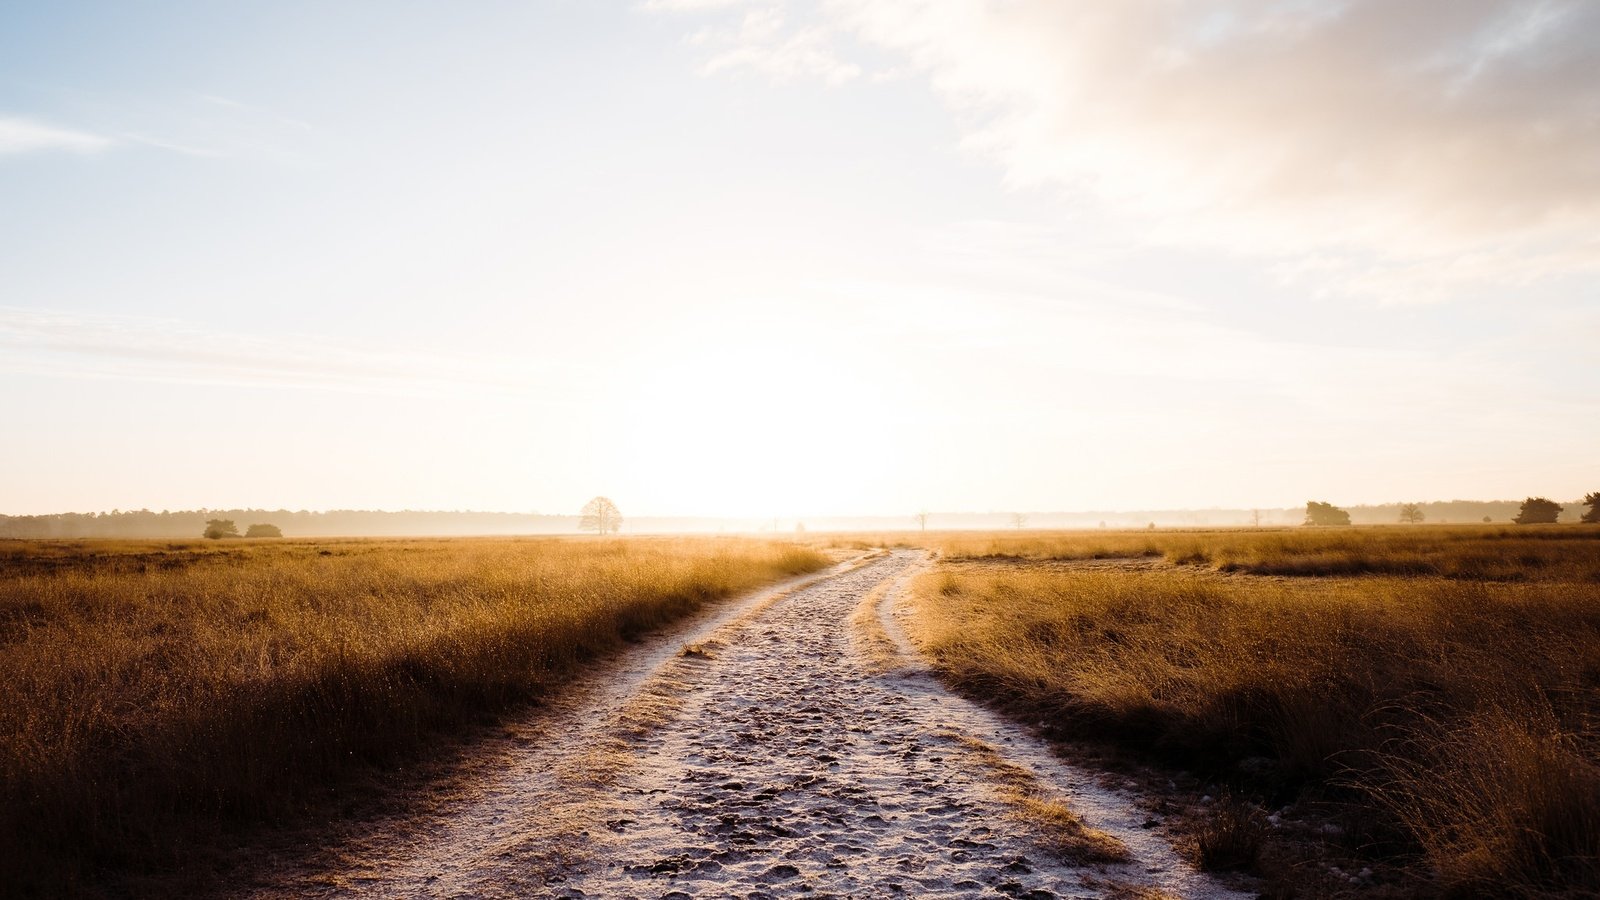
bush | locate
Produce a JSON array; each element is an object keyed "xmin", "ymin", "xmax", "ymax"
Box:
[
  {"xmin": 244, "ymin": 524, "xmax": 282, "ymax": 538},
  {"xmin": 1304, "ymin": 501, "xmax": 1351, "ymax": 526},
  {"xmin": 1515, "ymin": 497, "xmax": 1563, "ymax": 525}
]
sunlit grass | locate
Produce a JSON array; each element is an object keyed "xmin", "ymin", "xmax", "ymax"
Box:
[
  {"xmin": 0, "ymin": 536, "xmax": 828, "ymax": 892},
  {"xmin": 907, "ymin": 527, "xmax": 1600, "ymax": 895},
  {"xmin": 917, "ymin": 523, "xmax": 1600, "ymax": 581}
]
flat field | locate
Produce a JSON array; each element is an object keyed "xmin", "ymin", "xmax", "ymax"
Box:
[
  {"xmin": 10, "ymin": 525, "xmax": 1599, "ymax": 898},
  {"xmin": 0, "ymin": 536, "xmax": 828, "ymax": 892},
  {"xmin": 906, "ymin": 525, "xmax": 1600, "ymax": 897}
]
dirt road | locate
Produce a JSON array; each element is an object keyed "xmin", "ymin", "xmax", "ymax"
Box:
[{"xmin": 251, "ymin": 551, "xmax": 1247, "ymax": 899}]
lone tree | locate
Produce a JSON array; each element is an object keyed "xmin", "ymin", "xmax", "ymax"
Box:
[
  {"xmin": 1398, "ymin": 503, "xmax": 1426, "ymax": 524},
  {"xmin": 580, "ymin": 496, "xmax": 623, "ymax": 535},
  {"xmin": 245, "ymin": 523, "xmax": 282, "ymax": 538},
  {"xmin": 1010, "ymin": 512, "xmax": 1028, "ymax": 530},
  {"xmin": 1304, "ymin": 501, "xmax": 1351, "ymax": 527},
  {"xmin": 203, "ymin": 519, "xmax": 240, "ymax": 539},
  {"xmin": 1513, "ymin": 497, "xmax": 1563, "ymax": 525},
  {"xmin": 914, "ymin": 511, "xmax": 930, "ymax": 532},
  {"xmin": 1582, "ymin": 492, "xmax": 1600, "ymax": 525}
]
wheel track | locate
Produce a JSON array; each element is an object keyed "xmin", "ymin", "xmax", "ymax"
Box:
[{"xmin": 249, "ymin": 550, "xmax": 1248, "ymax": 899}]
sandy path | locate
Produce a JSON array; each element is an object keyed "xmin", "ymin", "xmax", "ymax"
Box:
[{"xmin": 250, "ymin": 551, "xmax": 1248, "ymax": 899}]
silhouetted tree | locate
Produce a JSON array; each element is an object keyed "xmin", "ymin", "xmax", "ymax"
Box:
[
  {"xmin": 1482, "ymin": 516, "xmax": 1493, "ymax": 523},
  {"xmin": 580, "ymin": 496, "xmax": 622, "ymax": 535},
  {"xmin": 245, "ymin": 523, "xmax": 282, "ymax": 538},
  {"xmin": 1582, "ymin": 492, "xmax": 1600, "ymax": 525},
  {"xmin": 1010, "ymin": 512, "xmax": 1027, "ymax": 530},
  {"xmin": 1513, "ymin": 497, "xmax": 1562, "ymax": 525},
  {"xmin": 914, "ymin": 511, "xmax": 929, "ymax": 532},
  {"xmin": 1304, "ymin": 501, "xmax": 1351, "ymax": 526},
  {"xmin": 1399, "ymin": 503, "xmax": 1425, "ymax": 524},
  {"xmin": 203, "ymin": 519, "xmax": 240, "ymax": 539}
]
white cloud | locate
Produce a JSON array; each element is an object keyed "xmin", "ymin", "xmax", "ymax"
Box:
[
  {"xmin": 699, "ymin": 8, "xmax": 861, "ymax": 85},
  {"xmin": 652, "ymin": 0, "xmax": 1600, "ymax": 299},
  {"xmin": 651, "ymin": 2, "xmax": 861, "ymax": 86},
  {"xmin": 639, "ymin": 0, "xmax": 752, "ymax": 10},
  {"xmin": 0, "ymin": 116, "xmax": 112, "ymax": 156}
]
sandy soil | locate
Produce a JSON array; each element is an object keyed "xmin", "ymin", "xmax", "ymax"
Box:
[{"xmin": 245, "ymin": 551, "xmax": 1249, "ymax": 899}]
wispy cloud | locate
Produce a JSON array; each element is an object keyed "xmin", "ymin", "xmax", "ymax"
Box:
[
  {"xmin": 0, "ymin": 116, "xmax": 112, "ymax": 157},
  {"xmin": 650, "ymin": 0, "xmax": 1600, "ymax": 300},
  {"xmin": 639, "ymin": 0, "xmax": 752, "ymax": 10},
  {"xmin": 0, "ymin": 307, "xmax": 568, "ymax": 399},
  {"xmin": 116, "ymin": 132, "xmax": 223, "ymax": 158},
  {"xmin": 653, "ymin": 2, "xmax": 861, "ymax": 85}
]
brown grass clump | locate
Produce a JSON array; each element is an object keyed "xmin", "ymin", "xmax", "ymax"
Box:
[
  {"xmin": 0, "ymin": 536, "xmax": 827, "ymax": 894},
  {"xmin": 1193, "ymin": 794, "xmax": 1268, "ymax": 872},
  {"xmin": 909, "ymin": 530, "xmax": 1600, "ymax": 897}
]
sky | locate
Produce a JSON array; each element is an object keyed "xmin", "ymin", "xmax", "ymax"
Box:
[{"xmin": 2, "ymin": 0, "xmax": 1597, "ymax": 518}]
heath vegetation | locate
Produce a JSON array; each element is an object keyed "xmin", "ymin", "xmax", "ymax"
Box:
[
  {"xmin": 927, "ymin": 523, "xmax": 1600, "ymax": 581},
  {"xmin": 0, "ymin": 536, "xmax": 827, "ymax": 892},
  {"xmin": 908, "ymin": 525, "xmax": 1600, "ymax": 897}
]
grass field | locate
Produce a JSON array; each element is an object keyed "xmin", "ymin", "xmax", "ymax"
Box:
[
  {"xmin": 0, "ymin": 536, "xmax": 828, "ymax": 894},
  {"xmin": 907, "ymin": 524, "xmax": 1600, "ymax": 897}
]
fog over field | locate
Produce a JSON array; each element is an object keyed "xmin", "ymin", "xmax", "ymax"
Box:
[{"xmin": 2, "ymin": 499, "xmax": 1593, "ymax": 540}]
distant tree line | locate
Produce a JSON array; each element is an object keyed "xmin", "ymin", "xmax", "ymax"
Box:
[
  {"xmin": 1306, "ymin": 494, "xmax": 1600, "ymax": 527},
  {"xmin": 0, "ymin": 509, "xmax": 578, "ymax": 540}
]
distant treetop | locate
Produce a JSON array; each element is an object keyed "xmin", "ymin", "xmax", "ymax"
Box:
[
  {"xmin": 1514, "ymin": 497, "xmax": 1563, "ymax": 525},
  {"xmin": 580, "ymin": 496, "xmax": 622, "ymax": 535},
  {"xmin": 1304, "ymin": 501, "xmax": 1351, "ymax": 527}
]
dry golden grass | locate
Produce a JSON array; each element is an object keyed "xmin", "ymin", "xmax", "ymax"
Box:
[
  {"xmin": 0, "ymin": 536, "xmax": 828, "ymax": 894},
  {"xmin": 930, "ymin": 523, "xmax": 1600, "ymax": 581},
  {"xmin": 908, "ymin": 527, "xmax": 1600, "ymax": 897}
]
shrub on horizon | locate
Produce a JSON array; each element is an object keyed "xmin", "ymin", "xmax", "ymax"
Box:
[
  {"xmin": 1513, "ymin": 497, "xmax": 1563, "ymax": 525},
  {"xmin": 1304, "ymin": 501, "xmax": 1352, "ymax": 527}
]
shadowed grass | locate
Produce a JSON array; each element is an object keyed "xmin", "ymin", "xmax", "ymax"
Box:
[{"xmin": 0, "ymin": 536, "xmax": 828, "ymax": 895}]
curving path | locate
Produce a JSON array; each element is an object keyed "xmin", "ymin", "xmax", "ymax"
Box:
[{"xmin": 249, "ymin": 551, "xmax": 1248, "ymax": 900}]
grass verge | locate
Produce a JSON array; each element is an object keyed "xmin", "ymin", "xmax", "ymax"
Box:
[
  {"xmin": 908, "ymin": 529, "xmax": 1600, "ymax": 897},
  {"xmin": 0, "ymin": 536, "xmax": 828, "ymax": 895}
]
